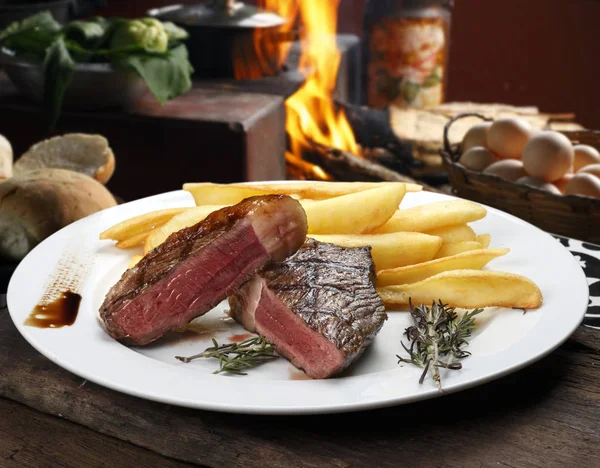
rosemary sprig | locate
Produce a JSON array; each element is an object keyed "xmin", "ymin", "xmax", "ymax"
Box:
[
  {"xmin": 175, "ymin": 336, "xmax": 278, "ymax": 375},
  {"xmin": 397, "ymin": 299, "xmax": 484, "ymax": 392}
]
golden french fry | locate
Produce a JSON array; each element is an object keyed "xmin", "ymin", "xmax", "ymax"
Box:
[
  {"xmin": 183, "ymin": 181, "xmax": 422, "ymax": 202},
  {"xmin": 377, "ymin": 269, "xmax": 543, "ymax": 309},
  {"xmin": 377, "ymin": 248, "xmax": 510, "ymax": 286},
  {"xmin": 144, "ymin": 205, "xmax": 226, "ymax": 254},
  {"xmin": 115, "ymin": 230, "xmax": 155, "ymax": 249},
  {"xmin": 425, "ymin": 224, "xmax": 476, "ymax": 243},
  {"xmin": 374, "ymin": 200, "xmax": 487, "ymax": 234},
  {"xmin": 477, "ymin": 233, "xmax": 491, "ymax": 248},
  {"xmin": 99, "ymin": 208, "xmax": 187, "ymax": 241},
  {"xmin": 304, "ymin": 183, "xmax": 407, "ymax": 234},
  {"xmin": 297, "ymin": 199, "xmax": 318, "ymax": 207},
  {"xmin": 183, "ymin": 183, "xmax": 271, "ymax": 206},
  {"xmin": 128, "ymin": 255, "xmax": 144, "ymax": 269},
  {"xmin": 309, "ymin": 232, "xmax": 442, "ymax": 271},
  {"xmin": 434, "ymin": 241, "xmax": 483, "ymax": 259}
]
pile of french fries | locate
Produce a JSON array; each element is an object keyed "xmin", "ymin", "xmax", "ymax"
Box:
[{"xmin": 99, "ymin": 181, "xmax": 542, "ymax": 310}]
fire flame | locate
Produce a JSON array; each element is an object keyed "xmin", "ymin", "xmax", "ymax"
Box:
[
  {"xmin": 285, "ymin": 0, "xmax": 359, "ymax": 157},
  {"xmin": 234, "ymin": 0, "xmax": 299, "ymax": 80},
  {"xmin": 245, "ymin": 0, "xmax": 359, "ymax": 161},
  {"xmin": 257, "ymin": 0, "xmax": 299, "ymax": 72},
  {"xmin": 285, "ymin": 152, "xmax": 333, "ymax": 181}
]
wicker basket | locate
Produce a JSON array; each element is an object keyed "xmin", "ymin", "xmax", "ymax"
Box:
[{"xmin": 440, "ymin": 113, "xmax": 600, "ymax": 243}]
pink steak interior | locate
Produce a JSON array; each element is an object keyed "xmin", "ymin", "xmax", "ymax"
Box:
[
  {"xmin": 254, "ymin": 283, "xmax": 344, "ymax": 379},
  {"xmin": 114, "ymin": 220, "xmax": 269, "ymax": 342}
]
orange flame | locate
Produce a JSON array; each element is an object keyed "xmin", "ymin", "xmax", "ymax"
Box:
[
  {"xmin": 257, "ymin": 0, "xmax": 299, "ymax": 71},
  {"xmin": 285, "ymin": 152, "xmax": 333, "ymax": 181},
  {"xmin": 236, "ymin": 0, "xmax": 359, "ymax": 159},
  {"xmin": 286, "ymin": 0, "xmax": 359, "ymax": 157},
  {"xmin": 234, "ymin": 0, "xmax": 299, "ymax": 80}
]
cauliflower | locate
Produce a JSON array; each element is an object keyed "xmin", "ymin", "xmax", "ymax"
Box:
[{"xmin": 110, "ymin": 18, "xmax": 168, "ymax": 53}]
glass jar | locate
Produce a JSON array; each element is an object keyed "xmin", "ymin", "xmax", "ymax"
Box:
[{"xmin": 362, "ymin": 0, "xmax": 453, "ymax": 109}]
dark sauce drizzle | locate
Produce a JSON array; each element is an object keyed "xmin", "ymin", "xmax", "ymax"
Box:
[{"xmin": 25, "ymin": 291, "xmax": 82, "ymax": 328}]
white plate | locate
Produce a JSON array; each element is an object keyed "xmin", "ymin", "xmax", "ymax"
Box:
[{"xmin": 7, "ymin": 188, "xmax": 588, "ymax": 415}]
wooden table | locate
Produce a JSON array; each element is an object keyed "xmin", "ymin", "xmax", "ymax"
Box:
[{"xmin": 2, "ymin": 236, "xmax": 600, "ymax": 467}]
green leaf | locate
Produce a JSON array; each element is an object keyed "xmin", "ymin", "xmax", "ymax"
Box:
[
  {"xmin": 21, "ymin": 11, "xmax": 61, "ymax": 32},
  {"xmin": 422, "ymin": 73, "xmax": 441, "ymax": 88},
  {"xmin": 43, "ymin": 37, "xmax": 75, "ymax": 128},
  {"xmin": 1, "ymin": 30, "xmax": 56, "ymax": 59},
  {"xmin": 116, "ymin": 44, "xmax": 193, "ymax": 104},
  {"xmin": 63, "ymin": 19, "xmax": 110, "ymax": 48},
  {"xmin": 0, "ymin": 11, "xmax": 60, "ymax": 58},
  {"xmin": 0, "ymin": 11, "xmax": 60, "ymax": 42},
  {"xmin": 162, "ymin": 22, "xmax": 189, "ymax": 42},
  {"xmin": 88, "ymin": 16, "xmax": 113, "ymax": 31},
  {"xmin": 0, "ymin": 19, "xmax": 23, "ymax": 43},
  {"xmin": 64, "ymin": 39, "xmax": 148, "ymax": 61},
  {"xmin": 403, "ymin": 81, "xmax": 420, "ymax": 103}
]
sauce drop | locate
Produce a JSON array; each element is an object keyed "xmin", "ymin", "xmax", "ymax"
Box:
[
  {"xmin": 229, "ymin": 333, "xmax": 254, "ymax": 343},
  {"xmin": 25, "ymin": 291, "xmax": 82, "ymax": 328},
  {"xmin": 289, "ymin": 369, "xmax": 313, "ymax": 380}
]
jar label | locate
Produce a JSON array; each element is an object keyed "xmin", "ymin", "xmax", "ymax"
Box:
[{"xmin": 367, "ymin": 16, "xmax": 448, "ymax": 109}]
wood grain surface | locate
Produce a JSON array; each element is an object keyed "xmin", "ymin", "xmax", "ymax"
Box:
[
  {"xmin": 0, "ymin": 398, "xmax": 192, "ymax": 468},
  {"xmin": 1, "ymin": 307, "xmax": 599, "ymax": 468}
]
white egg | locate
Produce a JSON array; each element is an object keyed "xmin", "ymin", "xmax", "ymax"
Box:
[
  {"xmin": 579, "ymin": 163, "xmax": 600, "ymax": 178},
  {"xmin": 573, "ymin": 145, "xmax": 600, "ymax": 172},
  {"xmin": 461, "ymin": 122, "xmax": 492, "ymax": 153},
  {"xmin": 521, "ymin": 131, "xmax": 574, "ymax": 182},
  {"xmin": 483, "ymin": 159, "xmax": 527, "ymax": 181},
  {"xmin": 554, "ymin": 173, "xmax": 574, "ymax": 193},
  {"xmin": 516, "ymin": 176, "xmax": 561, "ymax": 194},
  {"xmin": 486, "ymin": 117, "xmax": 533, "ymax": 159},
  {"xmin": 458, "ymin": 146, "xmax": 496, "ymax": 171},
  {"xmin": 564, "ymin": 173, "xmax": 600, "ymax": 199}
]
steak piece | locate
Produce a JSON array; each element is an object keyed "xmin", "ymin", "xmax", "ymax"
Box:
[
  {"xmin": 229, "ymin": 239, "xmax": 387, "ymax": 379},
  {"xmin": 100, "ymin": 195, "xmax": 307, "ymax": 346}
]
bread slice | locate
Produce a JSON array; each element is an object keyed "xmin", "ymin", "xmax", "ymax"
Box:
[
  {"xmin": 0, "ymin": 168, "xmax": 117, "ymax": 261},
  {"xmin": 13, "ymin": 134, "xmax": 115, "ymax": 184},
  {"xmin": 0, "ymin": 134, "xmax": 13, "ymax": 180}
]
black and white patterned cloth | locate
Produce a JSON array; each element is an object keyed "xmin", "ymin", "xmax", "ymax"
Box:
[{"xmin": 554, "ymin": 235, "xmax": 600, "ymax": 329}]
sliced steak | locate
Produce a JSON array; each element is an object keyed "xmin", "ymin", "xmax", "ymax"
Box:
[
  {"xmin": 100, "ymin": 195, "xmax": 307, "ymax": 346},
  {"xmin": 229, "ymin": 239, "xmax": 387, "ymax": 379}
]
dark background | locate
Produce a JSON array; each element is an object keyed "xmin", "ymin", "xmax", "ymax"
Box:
[{"xmin": 98, "ymin": 0, "xmax": 600, "ymax": 130}]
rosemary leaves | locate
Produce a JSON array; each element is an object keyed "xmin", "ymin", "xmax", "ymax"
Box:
[
  {"xmin": 175, "ymin": 336, "xmax": 278, "ymax": 375},
  {"xmin": 397, "ymin": 299, "xmax": 484, "ymax": 391}
]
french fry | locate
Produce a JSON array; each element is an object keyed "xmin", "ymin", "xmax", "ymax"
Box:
[
  {"xmin": 128, "ymin": 255, "xmax": 144, "ymax": 269},
  {"xmin": 377, "ymin": 270, "xmax": 543, "ymax": 309},
  {"xmin": 477, "ymin": 233, "xmax": 491, "ymax": 248},
  {"xmin": 434, "ymin": 241, "xmax": 483, "ymax": 259},
  {"xmin": 99, "ymin": 208, "xmax": 187, "ymax": 241},
  {"xmin": 304, "ymin": 183, "xmax": 407, "ymax": 234},
  {"xmin": 183, "ymin": 184, "xmax": 272, "ymax": 206},
  {"xmin": 115, "ymin": 230, "xmax": 155, "ymax": 249},
  {"xmin": 144, "ymin": 205, "xmax": 225, "ymax": 253},
  {"xmin": 377, "ymin": 248, "xmax": 510, "ymax": 286},
  {"xmin": 374, "ymin": 200, "xmax": 487, "ymax": 234},
  {"xmin": 183, "ymin": 181, "xmax": 421, "ymax": 202},
  {"xmin": 309, "ymin": 232, "xmax": 443, "ymax": 271},
  {"xmin": 425, "ymin": 224, "xmax": 476, "ymax": 243}
]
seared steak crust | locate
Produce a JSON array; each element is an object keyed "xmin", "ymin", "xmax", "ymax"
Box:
[
  {"xmin": 262, "ymin": 240, "xmax": 386, "ymax": 358},
  {"xmin": 100, "ymin": 195, "xmax": 307, "ymax": 345},
  {"xmin": 230, "ymin": 239, "xmax": 387, "ymax": 377}
]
